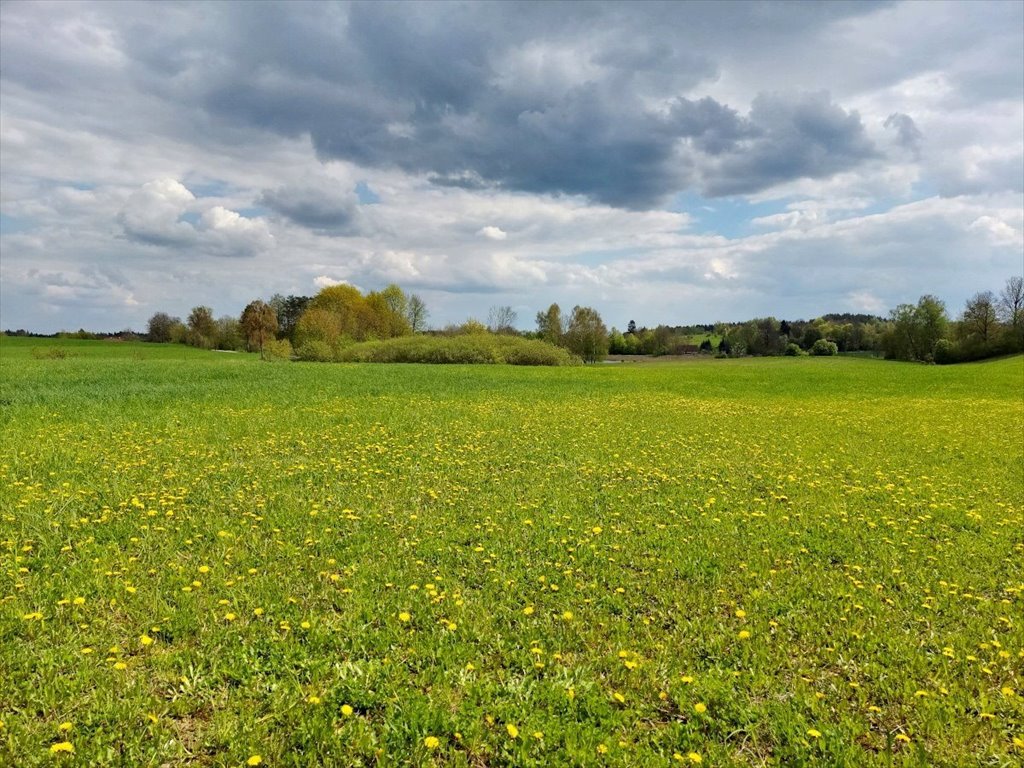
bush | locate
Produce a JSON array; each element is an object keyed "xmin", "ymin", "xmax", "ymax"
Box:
[
  {"xmin": 784, "ymin": 343, "xmax": 804, "ymax": 356},
  {"xmin": 811, "ymin": 339, "xmax": 839, "ymax": 356},
  {"xmin": 263, "ymin": 338, "xmax": 293, "ymax": 361},
  {"xmin": 335, "ymin": 334, "xmax": 580, "ymax": 365},
  {"xmin": 295, "ymin": 340, "xmax": 335, "ymax": 362}
]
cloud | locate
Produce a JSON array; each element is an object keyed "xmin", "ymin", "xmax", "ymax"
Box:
[
  {"xmin": 884, "ymin": 112, "xmax": 923, "ymax": 156},
  {"xmin": 258, "ymin": 181, "xmax": 361, "ymax": 233},
  {"xmin": 477, "ymin": 226, "xmax": 507, "ymax": 240},
  {"xmin": 117, "ymin": 179, "xmax": 272, "ymax": 257},
  {"xmin": 117, "ymin": 178, "xmax": 197, "ymax": 246}
]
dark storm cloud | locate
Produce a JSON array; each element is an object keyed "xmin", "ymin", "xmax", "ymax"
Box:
[
  {"xmin": 258, "ymin": 184, "xmax": 360, "ymax": 233},
  {"xmin": 74, "ymin": 1, "xmax": 888, "ymax": 210},
  {"xmin": 703, "ymin": 92, "xmax": 878, "ymax": 196}
]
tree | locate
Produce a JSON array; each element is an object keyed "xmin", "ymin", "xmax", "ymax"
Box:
[
  {"xmin": 564, "ymin": 305, "xmax": 608, "ymax": 363},
  {"xmin": 488, "ymin": 305, "xmax": 518, "ymax": 334},
  {"xmin": 883, "ymin": 295, "xmax": 949, "ymax": 361},
  {"xmin": 998, "ymin": 275, "xmax": 1024, "ymax": 348},
  {"xmin": 406, "ymin": 294, "xmax": 429, "ymax": 332},
  {"xmin": 269, "ymin": 294, "xmax": 310, "ymax": 342},
  {"xmin": 960, "ymin": 291, "xmax": 998, "ymax": 344},
  {"xmin": 627, "ymin": 319, "xmax": 637, "ymax": 335},
  {"xmin": 147, "ymin": 312, "xmax": 181, "ymax": 343},
  {"xmin": 240, "ymin": 300, "xmax": 279, "ymax": 359},
  {"xmin": 536, "ymin": 303, "xmax": 565, "ymax": 346},
  {"xmin": 186, "ymin": 305, "xmax": 216, "ymax": 348}
]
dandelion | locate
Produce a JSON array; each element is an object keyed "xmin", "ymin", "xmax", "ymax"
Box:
[
  {"xmin": 737, "ymin": 630, "xmax": 751, "ymax": 640},
  {"xmin": 398, "ymin": 611, "xmax": 411, "ymax": 622},
  {"xmin": 49, "ymin": 742, "xmax": 74, "ymax": 754},
  {"xmin": 523, "ymin": 606, "xmax": 534, "ymax": 616},
  {"xmin": 688, "ymin": 754, "xmax": 703, "ymax": 764},
  {"xmin": 424, "ymin": 736, "xmax": 440, "ymax": 749},
  {"xmin": 807, "ymin": 728, "xmax": 822, "ymax": 738},
  {"xmin": 562, "ymin": 610, "xmax": 573, "ymax": 621},
  {"xmin": 247, "ymin": 756, "xmax": 263, "ymax": 766},
  {"xmin": 140, "ymin": 634, "xmax": 154, "ymax": 646},
  {"xmin": 225, "ymin": 613, "xmax": 237, "ymax": 622},
  {"xmin": 694, "ymin": 703, "xmax": 707, "ymax": 714},
  {"xmin": 596, "ymin": 743, "xmax": 608, "ymax": 754},
  {"xmin": 307, "ymin": 696, "xmax": 321, "ymax": 705},
  {"xmin": 506, "ymin": 723, "xmax": 519, "ymax": 739},
  {"xmin": 735, "ymin": 609, "xmax": 746, "ymax": 618},
  {"xmin": 340, "ymin": 704, "xmax": 353, "ymax": 717}
]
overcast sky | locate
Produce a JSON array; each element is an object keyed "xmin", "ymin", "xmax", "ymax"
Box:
[{"xmin": 1, "ymin": 0, "xmax": 1022, "ymax": 333}]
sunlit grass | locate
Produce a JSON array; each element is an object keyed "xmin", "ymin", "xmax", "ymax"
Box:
[{"xmin": 1, "ymin": 337, "xmax": 1022, "ymax": 766}]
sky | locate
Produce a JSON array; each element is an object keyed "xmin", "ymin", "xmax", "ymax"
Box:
[{"xmin": 1, "ymin": 0, "xmax": 1022, "ymax": 334}]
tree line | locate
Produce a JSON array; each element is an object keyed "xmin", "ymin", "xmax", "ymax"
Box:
[{"xmin": 135, "ymin": 274, "xmax": 1022, "ymax": 364}]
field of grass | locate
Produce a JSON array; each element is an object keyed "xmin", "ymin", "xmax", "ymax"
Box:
[{"xmin": 1, "ymin": 336, "xmax": 1021, "ymax": 767}]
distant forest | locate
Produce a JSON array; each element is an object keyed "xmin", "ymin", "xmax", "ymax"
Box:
[{"xmin": 7, "ymin": 276, "xmax": 1022, "ymax": 366}]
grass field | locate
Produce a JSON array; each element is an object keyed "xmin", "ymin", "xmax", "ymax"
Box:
[{"xmin": 1, "ymin": 337, "xmax": 1022, "ymax": 767}]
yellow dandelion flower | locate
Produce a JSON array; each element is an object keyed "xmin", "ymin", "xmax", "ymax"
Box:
[
  {"xmin": 49, "ymin": 742, "xmax": 74, "ymax": 754},
  {"xmin": 597, "ymin": 743, "xmax": 608, "ymax": 754},
  {"xmin": 807, "ymin": 728, "xmax": 822, "ymax": 738},
  {"xmin": 340, "ymin": 704, "xmax": 353, "ymax": 717},
  {"xmin": 688, "ymin": 753, "xmax": 703, "ymax": 764},
  {"xmin": 72, "ymin": 597, "xmax": 85, "ymax": 606},
  {"xmin": 307, "ymin": 696, "xmax": 321, "ymax": 705},
  {"xmin": 140, "ymin": 634, "xmax": 154, "ymax": 646},
  {"xmin": 523, "ymin": 605, "xmax": 534, "ymax": 616},
  {"xmin": 398, "ymin": 611, "xmax": 411, "ymax": 622},
  {"xmin": 694, "ymin": 703, "xmax": 707, "ymax": 714},
  {"xmin": 424, "ymin": 736, "xmax": 440, "ymax": 749},
  {"xmin": 735, "ymin": 609, "xmax": 746, "ymax": 618},
  {"xmin": 562, "ymin": 610, "xmax": 573, "ymax": 621},
  {"xmin": 737, "ymin": 630, "xmax": 751, "ymax": 640},
  {"xmin": 224, "ymin": 613, "xmax": 237, "ymax": 622},
  {"xmin": 506, "ymin": 723, "xmax": 519, "ymax": 739}
]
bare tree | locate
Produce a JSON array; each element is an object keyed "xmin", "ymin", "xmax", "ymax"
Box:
[
  {"xmin": 406, "ymin": 294, "xmax": 429, "ymax": 332},
  {"xmin": 487, "ymin": 305, "xmax": 518, "ymax": 334},
  {"xmin": 960, "ymin": 291, "xmax": 998, "ymax": 343},
  {"xmin": 998, "ymin": 276, "xmax": 1024, "ymax": 326}
]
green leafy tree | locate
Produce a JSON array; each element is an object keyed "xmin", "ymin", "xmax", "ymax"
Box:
[
  {"xmin": 186, "ymin": 305, "xmax": 216, "ymax": 348},
  {"xmin": 565, "ymin": 305, "xmax": 608, "ymax": 363},
  {"xmin": 146, "ymin": 312, "xmax": 182, "ymax": 343},
  {"xmin": 240, "ymin": 300, "xmax": 279, "ymax": 358},
  {"xmin": 536, "ymin": 303, "xmax": 565, "ymax": 346}
]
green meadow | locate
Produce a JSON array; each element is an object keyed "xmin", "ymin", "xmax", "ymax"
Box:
[{"xmin": 1, "ymin": 337, "xmax": 1021, "ymax": 767}]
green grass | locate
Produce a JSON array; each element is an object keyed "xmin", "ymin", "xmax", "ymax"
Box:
[{"xmin": 1, "ymin": 336, "xmax": 1022, "ymax": 767}]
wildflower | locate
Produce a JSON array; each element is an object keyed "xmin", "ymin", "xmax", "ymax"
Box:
[
  {"xmin": 807, "ymin": 728, "xmax": 822, "ymax": 738},
  {"xmin": 49, "ymin": 742, "xmax": 74, "ymax": 754},
  {"xmin": 424, "ymin": 736, "xmax": 440, "ymax": 749},
  {"xmin": 735, "ymin": 609, "xmax": 746, "ymax": 618},
  {"xmin": 506, "ymin": 723, "xmax": 519, "ymax": 739},
  {"xmin": 340, "ymin": 704, "xmax": 353, "ymax": 717},
  {"xmin": 140, "ymin": 634, "xmax": 154, "ymax": 646},
  {"xmin": 694, "ymin": 703, "xmax": 707, "ymax": 714},
  {"xmin": 523, "ymin": 606, "xmax": 534, "ymax": 616},
  {"xmin": 737, "ymin": 630, "xmax": 751, "ymax": 640},
  {"xmin": 307, "ymin": 696, "xmax": 321, "ymax": 705},
  {"xmin": 562, "ymin": 610, "xmax": 573, "ymax": 620},
  {"xmin": 247, "ymin": 756, "xmax": 262, "ymax": 766},
  {"xmin": 688, "ymin": 754, "xmax": 703, "ymax": 764},
  {"xmin": 58, "ymin": 722, "xmax": 72, "ymax": 732},
  {"xmin": 398, "ymin": 611, "xmax": 411, "ymax": 622}
]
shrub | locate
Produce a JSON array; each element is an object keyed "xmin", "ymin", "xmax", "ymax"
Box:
[
  {"xmin": 295, "ymin": 340, "xmax": 335, "ymax": 362},
  {"xmin": 335, "ymin": 334, "xmax": 579, "ymax": 365},
  {"xmin": 784, "ymin": 343, "xmax": 804, "ymax": 356},
  {"xmin": 811, "ymin": 339, "xmax": 839, "ymax": 356},
  {"xmin": 263, "ymin": 338, "xmax": 293, "ymax": 361}
]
